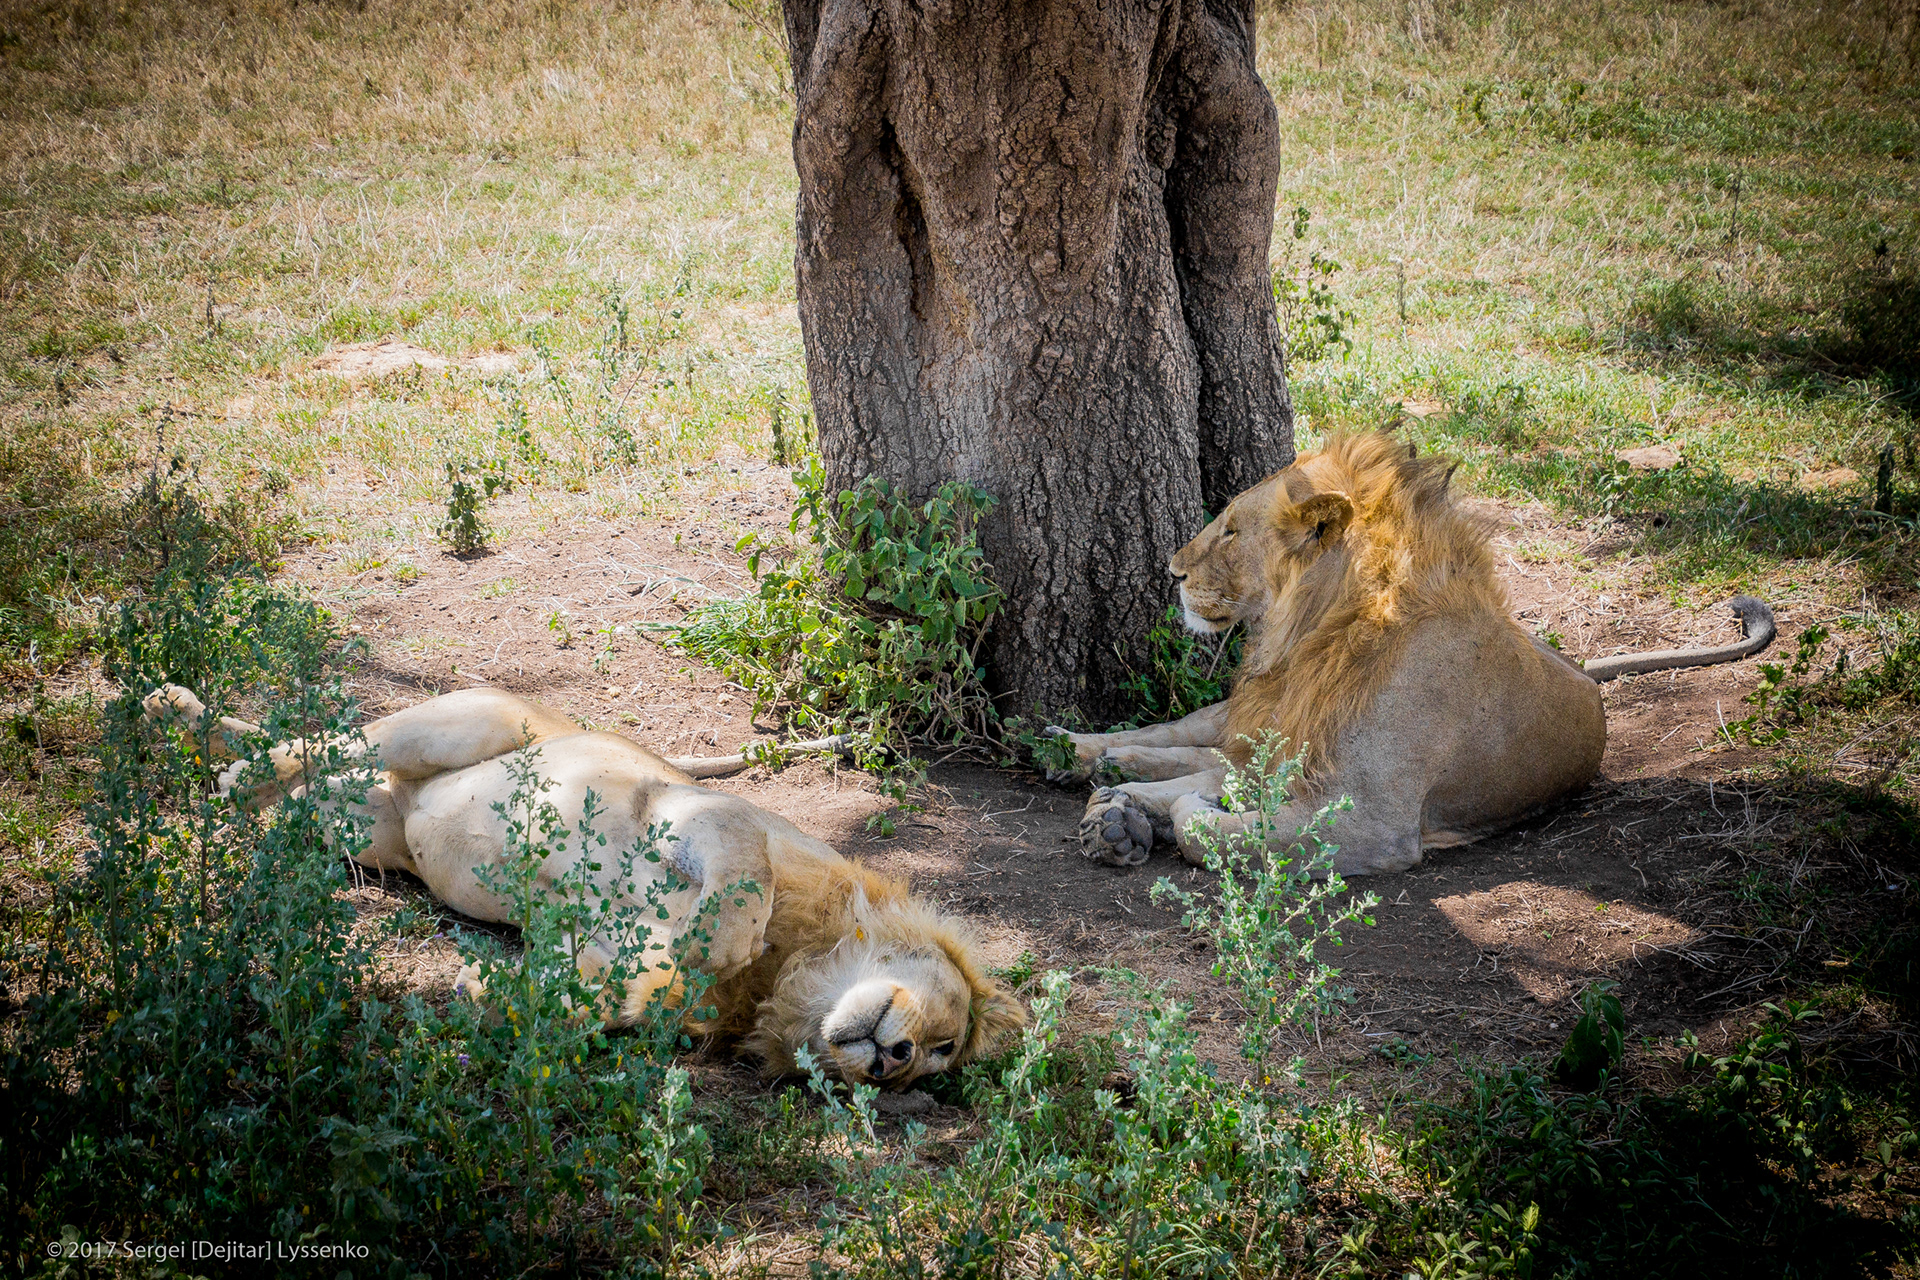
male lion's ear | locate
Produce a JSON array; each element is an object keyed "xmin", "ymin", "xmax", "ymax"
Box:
[
  {"xmin": 961, "ymin": 984, "xmax": 1028, "ymax": 1064},
  {"xmin": 1295, "ymin": 491, "xmax": 1355, "ymax": 549}
]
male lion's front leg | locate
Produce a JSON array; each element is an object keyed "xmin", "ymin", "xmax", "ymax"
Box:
[
  {"xmin": 1078, "ymin": 768, "xmax": 1229, "ymax": 868},
  {"xmin": 1043, "ymin": 702, "xmax": 1228, "ymax": 782},
  {"xmin": 608, "ymin": 798, "xmax": 777, "ymax": 1018}
]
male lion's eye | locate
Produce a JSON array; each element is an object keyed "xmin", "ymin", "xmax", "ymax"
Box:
[{"xmin": 933, "ymin": 1041, "xmax": 956, "ymax": 1057}]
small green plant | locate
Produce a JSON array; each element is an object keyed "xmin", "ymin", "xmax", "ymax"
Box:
[
  {"xmin": 675, "ymin": 454, "xmax": 1001, "ymax": 759},
  {"xmin": 1151, "ymin": 734, "xmax": 1377, "ymax": 1070},
  {"xmin": 1010, "ymin": 717, "xmax": 1085, "ymax": 776},
  {"xmin": 438, "ymin": 458, "xmax": 508, "ymax": 556},
  {"xmin": 760, "ymin": 382, "xmax": 812, "ymax": 465},
  {"xmin": 1114, "ymin": 603, "xmax": 1243, "ymax": 727},
  {"xmin": 592, "ymin": 622, "xmax": 623, "ymax": 671},
  {"xmin": 1738, "ymin": 622, "xmax": 1831, "ymax": 741},
  {"xmin": 1554, "ymin": 979, "xmax": 1625, "ymax": 1089},
  {"xmin": 547, "ymin": 607, "xmax": 575, "ymax": 648},
  {"xmin": 1272, "ymin": 205, "xmax": 1355, "ymax": 361},
  {"xmin": 492, "ymin": 378, "xmax": 548, "ymax": 475},
  {"xmin": 533, "ymin": 276, "xmax": 692, "ymax": 470}
]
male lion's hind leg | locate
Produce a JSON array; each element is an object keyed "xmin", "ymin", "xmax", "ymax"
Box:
[
  {"xmin": 1169, "ymin": 792, "xmax": 1423, "ymax": 876},
  {"xmin": 142, "ymin": 684, "xmax": 265, "ymax": 764}
]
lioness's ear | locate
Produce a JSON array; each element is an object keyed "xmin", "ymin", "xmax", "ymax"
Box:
[
  {"xmin": 961, "ymin": 984, "xmax": 1028, "ymax": 1064},
  {"xmin": 1295, "ymin": 491, "xmax": 1355, "ymax": 548}
]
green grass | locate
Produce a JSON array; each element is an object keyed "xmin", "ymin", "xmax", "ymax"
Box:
[{"xmin": 0, "ymin": 0, "xmax": 801, "ymax": 665}]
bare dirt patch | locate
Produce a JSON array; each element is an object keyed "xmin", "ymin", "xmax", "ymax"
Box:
[{"xmin": 311, "ymin": 339, "xmax": 517, "ymax": 379}]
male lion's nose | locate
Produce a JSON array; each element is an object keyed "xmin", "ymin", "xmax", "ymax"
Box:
[{"xmin": 1169, "ymin": 569, "xmax": 1187, "ymax": 583}]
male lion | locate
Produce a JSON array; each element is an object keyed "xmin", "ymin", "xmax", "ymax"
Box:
[
  {"xmin": 142, "ymin": 684, "xmax": 1025, "ymax": 1088},
  {"xmin": 1049, "ymin": 432, "xmax": 1775, "ymax": 875}
]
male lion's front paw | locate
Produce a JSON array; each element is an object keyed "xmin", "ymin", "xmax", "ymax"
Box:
[
  {"xmin": 695, "ymin": 910, "xmax": 772, "ymax": 980},
  {"xmin": 1078, "ymin": 787, "xmax": 1155, "ymax": 868},
  {"xmin": 1041, "ymin": 725, "xmax": 1103, "ymax": 783}
]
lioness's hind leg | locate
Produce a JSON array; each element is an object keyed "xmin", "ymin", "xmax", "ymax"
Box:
[{"xmin": 357, "ymin": 688, "xmax": 581, "ymax": 779}]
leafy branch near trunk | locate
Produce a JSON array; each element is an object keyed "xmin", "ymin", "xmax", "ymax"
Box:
[{"xmin": 674, "ymin": 456, "xmax": 1002, "ymax": 763}]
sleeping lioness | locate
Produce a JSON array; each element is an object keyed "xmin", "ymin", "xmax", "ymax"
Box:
[
  {"xmin": 142, "ymin": 684, "xmax": 1024, "ymax": 1088},
  {"xmin": 1049, "ymin": 432, "xmax": 1776, "ymax": 875}
]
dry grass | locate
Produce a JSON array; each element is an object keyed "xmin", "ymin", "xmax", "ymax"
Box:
[
  {"xmin": 1, "ymin": 0, "xmax": 799, "ymax": 526},
  {"xmin": 2, "ymin": 0, "xmax": 1913, "ymax": 580}
]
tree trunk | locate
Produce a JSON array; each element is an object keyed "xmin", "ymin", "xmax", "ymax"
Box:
[{"xmin": 782, "ymin": 0, "xmax": 1294, "ymax": 722}]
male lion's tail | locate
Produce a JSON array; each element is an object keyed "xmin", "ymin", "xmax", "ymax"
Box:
[{"xmin": 1580, "ymin": 596, "xmax": 1776, "ymax": 684}]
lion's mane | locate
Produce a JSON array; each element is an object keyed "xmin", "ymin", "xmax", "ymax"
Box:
[{"xmin": 1223, "ymin": 431, "xmax": 1509, "ymax": 777}]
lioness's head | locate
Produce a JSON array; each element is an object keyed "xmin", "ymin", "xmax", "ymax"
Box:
[{"xmin": 754, "ymin": 900, "xmax": 1026, "ymax": 1089}]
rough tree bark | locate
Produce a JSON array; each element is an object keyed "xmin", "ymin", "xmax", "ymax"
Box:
[{"xmin": 781, "ymin": 0, "xmax": 1294, "ymax": 722}]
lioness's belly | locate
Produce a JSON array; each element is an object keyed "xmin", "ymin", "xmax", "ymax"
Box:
[{"xmin": 401, "ymin": 734, "xmax": 690, "ymax": 923}]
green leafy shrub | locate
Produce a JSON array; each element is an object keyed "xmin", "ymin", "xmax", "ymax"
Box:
[
  {"xmin": 2, "ymin": 535, "xmax": 721, "ymax": 1273},
  {"xmin": 1383, "ymin": 999, "xmax": 1906, "ymax": 1278},
  {"xmin": 0, "ymin": 450, "xmax": 293, "ymax": 678},
  {"xmin": 1114, "ymin": 603, "xmax": 1243, "ymax": 728},
  {"xmin": 1836, "ymin": 266, "xmax": 1920, "ymax": 398},
  {"xmin": 533, "ymin": 277, "xmax": 693, "ymax": 471},
  {"xmin": 1273, "ymin": 205, "xmax": 1354, "ymax": 361},
  {"xmin": 800, "ymin": 968, "xmax": 1328, "ymax": 1279},
  {"xmin": 1554, "ymin": 979, "xmax": 1625, "ymax": 1089},
  {"xmin": 437, "ymin": 457, "xmax": 508, "ymax": 556},
  {"xmin": 675, "ymin": 455, "xmax": 1002, "ymax": 754},
  {"xmin": 1151, "ymin": 734, "xmax": 1377, "ymax": 1071},
  {"xmin": 1736, "ymin": 613, "xmax": 1920, "ymax": 803}
]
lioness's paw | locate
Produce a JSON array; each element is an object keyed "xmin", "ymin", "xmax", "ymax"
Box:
[
  {"xmin": 142, "ymin": 683, "xmax": 206, "ymax": 723},
  {"xmin": 1078, "ymin": 787, "xmax": 1155, "ymax": 868}
]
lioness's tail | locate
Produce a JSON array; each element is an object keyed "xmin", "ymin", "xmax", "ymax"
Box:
[{"xmin": 1581, "ymin": 596, "xmax": 1776, "ymax": 684}]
